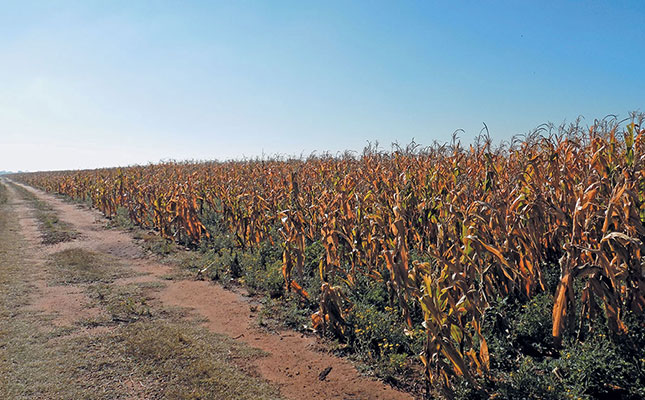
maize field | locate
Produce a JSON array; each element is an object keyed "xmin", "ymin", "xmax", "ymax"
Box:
[{"xmin": 13, "ymin": 115, "xmax": 645, "ymax": 395}]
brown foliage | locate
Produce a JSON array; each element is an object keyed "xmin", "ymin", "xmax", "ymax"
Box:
[{"xmin": 14, "ymin": 114, "xmax": 645, "ymax": 390}]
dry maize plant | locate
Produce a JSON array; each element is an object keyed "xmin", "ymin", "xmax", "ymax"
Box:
[{"xmin": 13, "ymin": 114, "xmax": 645, "ymax": 392}]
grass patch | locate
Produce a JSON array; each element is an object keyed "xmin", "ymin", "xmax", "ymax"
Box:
[
  {"xmin": 139, "ymin": 231, "xmax": 179, "ymax": 255},
  {"xmin": 83, "ymin": 282, "xmax": 164, "ymax": 326},
  {"xmin": 118, "ymin": 321, "xmax": 280, "ymax": 399},
  {"xmin": 39, "ymin": 214, "xmax": 78, "ymax": 244},
  {"xmin": 105, "ymin": 205, "xmax": 139, "ymax": 230},
  {"xmin": 47, "ymin": 248, "xmax": 134, "ymax": 285},
  {"xmin": 3, "ymin": 317, "xmax": 282, "ymax": 400},
  {"xmin": 257, "ymin": 296, "xmax": 311, "ymax": 333},
  {"xmin": 0, "ymin": 181, "xmax": 7, "ymax": 204}
]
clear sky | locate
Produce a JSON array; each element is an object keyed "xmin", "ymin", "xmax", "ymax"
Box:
[{"xmin": 1, "ymin": 1, "xmax": 643, "ymax": 171}]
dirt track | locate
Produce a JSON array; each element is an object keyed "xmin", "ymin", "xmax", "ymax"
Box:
[{"xmin": 3, "ymin": 179, "xmax": 413, "ymax": 400}]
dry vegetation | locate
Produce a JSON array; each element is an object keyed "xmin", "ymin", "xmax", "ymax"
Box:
[
  {"xmin": 12, "ymin": 115, "xmax": 645, "ymax": 398},
  {"xmin": 0, "ymin": 181, "xmax": 282, "ymax": 400},
  {"xmin": 47, "ymin": 248, "xmax": 134, "ymax": 285}
]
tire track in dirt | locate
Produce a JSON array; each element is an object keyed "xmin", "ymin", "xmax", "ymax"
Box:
[
  {"xmin": 3, "ymin": 181, "xmax": 102, "ymax": 329},
  {"xmin": 8, "ymin": 180, "xmax": 414, "ymax": 400}
]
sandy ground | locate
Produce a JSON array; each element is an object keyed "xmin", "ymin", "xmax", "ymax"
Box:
[{"xmin": 5, "ymin": 179, "xmax": 414, "ymax": 400}]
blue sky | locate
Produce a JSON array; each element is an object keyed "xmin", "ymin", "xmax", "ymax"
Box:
[{"xmin": 1, "ymin": 1, "xmax": 643, "ymax": 171}]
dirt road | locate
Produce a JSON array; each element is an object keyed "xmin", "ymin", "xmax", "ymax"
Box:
[{"xmin": 0, "ymin": 178, "xmax": 413, "ymax": 400}]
